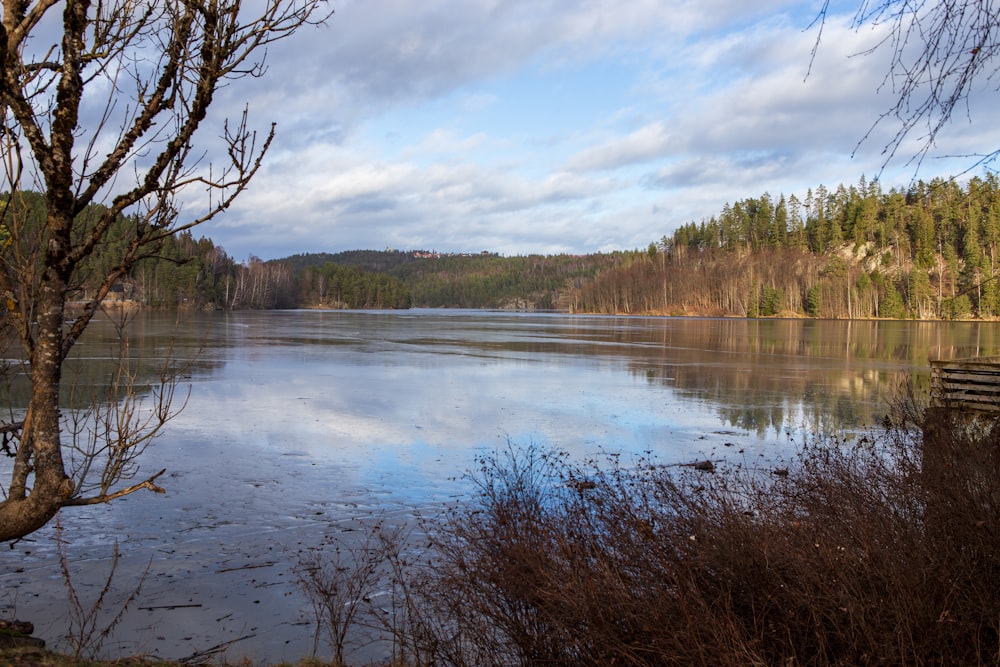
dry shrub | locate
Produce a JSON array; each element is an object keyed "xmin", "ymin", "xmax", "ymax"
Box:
[
  {"xmin": 299, "ymin": 393, "xmax": 1000, "ymax": 666},
  {"xmin": 381, "ymin": 405, "xmax": 1000, "ymax": 667},
  {"xmin": 296, "ymin": 520, "xmax": 385, "ymax": 664}
]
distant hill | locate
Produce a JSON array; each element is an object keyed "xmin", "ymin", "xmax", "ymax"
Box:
[
  {"xmin": 278, "ymin": 249, "xmax": 424, "ymax": 274},
  {"xmin": 274, "ymin": 250, "xmax": 627, "ymax": 310}
]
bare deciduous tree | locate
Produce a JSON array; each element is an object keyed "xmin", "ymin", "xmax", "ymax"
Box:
[
  {"xmin": 0, "ymin": 0, "xmax": 331, "ymax": 542},
  {"xmin": 814, "ymin": 0, "xmax": 1000, "ymax": 172}
]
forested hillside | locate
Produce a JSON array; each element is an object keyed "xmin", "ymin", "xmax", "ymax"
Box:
[
  {"xmin": 0, "ymin": 193, "xmax": 410, "ymax": 311},
  {"xmin": 5, "ymin": 174, "xmax": 1000, "ymax": 319},
  {"xmin": 285, "ymin": 251, "xmax": 625, "ymax": 309},
  {"xmin": 576, "ymin": 175, "xmax": 1000, "ymax": 319}
]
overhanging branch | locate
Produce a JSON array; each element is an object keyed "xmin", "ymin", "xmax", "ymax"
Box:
[{"xmin": 62, "ymin": 468, "xmax": 167, "ymax": 507}]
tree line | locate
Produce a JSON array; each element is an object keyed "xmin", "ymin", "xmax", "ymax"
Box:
[
  {"xmin": 0, "ymin": 192, "xmax": 412, "ymax": 311},
  {"xmin": 575, "ymin": 174, "xmax": 1000, "ymax": 319},
  {"xmin": 9, "ymin": 174, "xmax": 1000, "ymax": 319},
  {"xmin": 4, "ymin": 192, "xmax": 608, "ymax": 312}
]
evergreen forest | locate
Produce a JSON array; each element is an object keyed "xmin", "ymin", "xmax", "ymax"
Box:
[
  {"xmin": 580, "ymin": 174, "xmax": 1000, "ymax": 319},
  {"xmin": 5, "ymin": 174, "xmax": 1000, "ymax": 319}
]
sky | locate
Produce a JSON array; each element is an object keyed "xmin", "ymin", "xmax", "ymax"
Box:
[{"xmin": 191, "ymin": 0, "xmax": 1000, "ymax": 260}]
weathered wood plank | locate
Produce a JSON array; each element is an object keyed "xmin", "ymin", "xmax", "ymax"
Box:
[{"xmin": 931, "ymin": 357, "xmax": 1000, "ymax": 410}]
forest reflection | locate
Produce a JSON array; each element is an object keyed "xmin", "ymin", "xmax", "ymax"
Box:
[
  {"xmin": 0, "ymin": 312, "xmax": 223, "ymax": 410},
  {"xmin": 453, "ymin": 316, "xmax": 1000, "ymax": 438},
  {"xmin": 621, "ymin": 318, "xmax": 1000, "ymax": 437},
  {"xmin": 6, "ymin": 311, "xmax": 997, "ymax": 443}
]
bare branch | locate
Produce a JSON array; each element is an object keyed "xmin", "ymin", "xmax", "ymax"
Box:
[
  {"xmin": 815, "ymin": 0, "xmax": 1000, "ymax": 173},
  {"xmin": 62, "ymin": 468, "xmax": 167, "ymax": 506}
]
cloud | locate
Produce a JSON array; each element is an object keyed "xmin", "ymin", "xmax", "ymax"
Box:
[
  {"xmin": 644, "ymin": 152, "xmax": 795, "ymax": 191},
  {"xmin": 567, "ymin": 122, "xmax": 673, "ymax": 171},
  {"xmin": 400, "ymin": 129, "xmax": 489, "ymax": 159},
  {"xmin": 193, "ymin": 1, "xmax": 1000, "ymax": 261}
]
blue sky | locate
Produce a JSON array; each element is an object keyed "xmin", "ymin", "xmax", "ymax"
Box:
[{"xmin": 198, "ymin": 0, "xmax": 1000, "ymax": 260}]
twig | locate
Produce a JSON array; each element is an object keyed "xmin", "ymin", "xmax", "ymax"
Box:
[
  {"xmin": 0, "ymin": 421, "xmax": 23, "ymax": 435},
  {"xmin": 179, "ymin": 633, "xmax": 257, "ymax": 665},
  {"xmin": 138, "ymin": 603, "xmax": 203, "ymax": 611},
  {"xmin": 216, "ymin": 561, "xmax": 275, "ymax": 573}
]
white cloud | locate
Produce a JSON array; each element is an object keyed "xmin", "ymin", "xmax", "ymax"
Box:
[
  {"xmin": 193, "ymin": 0, "xmax": 1000, "ymax": 260},
  {"xmin": 401, "ymin": 129, "xmax": 489, "ymax": 159},
  {"xmin": 567, "ymin": 121, "xmax": 673, "ymax": 171}
]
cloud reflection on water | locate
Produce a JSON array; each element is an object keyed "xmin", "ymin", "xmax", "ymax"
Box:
[{"xmin": 5, "ymin": 310, "xmax": 1000, "ymax": 663}]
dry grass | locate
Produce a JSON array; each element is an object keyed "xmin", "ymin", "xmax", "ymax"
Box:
[{"xmin": 354, "ymin": 396, "xmax": 1000, "ymax": 666}]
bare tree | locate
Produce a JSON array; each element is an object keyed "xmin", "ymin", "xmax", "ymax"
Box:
[
  {"xmin": 0, "ymin": 0, "xmax": 331, "ymax": 542},
  {"xmin": 814, "ymin": 0, "xmax": 1000, "ymax": 172}
]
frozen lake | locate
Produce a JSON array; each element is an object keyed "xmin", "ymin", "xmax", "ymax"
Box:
[{"xmin": 3, "ymin": 310, "xmax": 999, "ymax": 663}]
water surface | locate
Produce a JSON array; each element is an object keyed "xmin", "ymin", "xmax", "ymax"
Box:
[{"xmin": 3, "ymin": 310, "xmax": 997, "ymax": 663}]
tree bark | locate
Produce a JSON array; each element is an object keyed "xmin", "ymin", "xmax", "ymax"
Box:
[{"xmin": 0, "ymin": 251, "xmax": 74, "ymax": 542}]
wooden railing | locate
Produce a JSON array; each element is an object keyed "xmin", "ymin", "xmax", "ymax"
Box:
[{"xmin": 930, "ymin": 357, "xmax": 1000, "ymax": 413}]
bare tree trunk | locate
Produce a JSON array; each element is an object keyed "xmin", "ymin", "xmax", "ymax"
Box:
[{"xmin": 0, "ymin": 250, "xmax": 73, "ymax": 541}]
